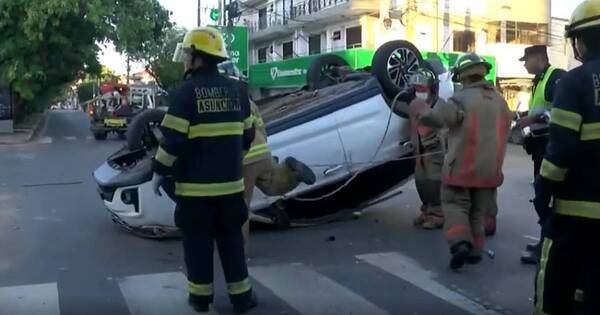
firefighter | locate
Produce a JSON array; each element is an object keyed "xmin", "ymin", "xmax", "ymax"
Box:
[
  {"xmin": 516, "ymin": 45, "xmax": 567, "ymax": 265},
  {"xmin": 398, "ymin": 68, "xmax": 445, "ymax": 230},
  {"xmin": 151, "ymin": 27, "xmax": 257, "ymax": 313},
  {"xmin": 533, "ymin": 1, "xmax": 600, "ymax": 313},
  {"xmin": 242, "ymin": 100, "xmax": 316, "ymax": 254},
  {"xmin": 411, "ymin": 53, "xmax": 512, "ymax": 270}
]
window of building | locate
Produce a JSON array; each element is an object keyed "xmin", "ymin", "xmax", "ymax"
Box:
[
  {"xmin": 283, "ymin": 41, "xmax": 294, "ymax": 59},
  {"xmin": 490, "ymin": 21, "xmax": 548, "ymax": 45},
  {"xmin": 259, "ymin": 8, "xmax": 267, "ymax": 30},
  {"xmin": 346, "ymin": 26, "xmax": 362, "ymax": 49},
  {"xmin": 258, "ymin": 47, "xmax": 267, "ymax": 63},
  {"xmin": 453, "ymin": 30, "xmax": 476, "ymax": 52},
  {"xmin": 332, "ymin": 30, "xmax": 341, "ymax": 41},
  {"xmin": 309, "ymin": 34, "xmax": 321, "ymax": 55}
]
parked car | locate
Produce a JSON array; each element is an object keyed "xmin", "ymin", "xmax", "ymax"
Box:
[{"xmin": 92, "ymin": 40, "xmax": 455, "ymax": 238}]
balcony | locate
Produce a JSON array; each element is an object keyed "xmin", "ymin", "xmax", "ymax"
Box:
[
  {"xmin": 287, "ymin": 0, "xmax": 377, "ymax": 27},
  {"xmin": 244, "ymin": 13, "xmax": 294, "ymax": 42},
  {"xmin": 242, "ymin": 0, "xmax": 378, "ymax": 43},
  {"xmin": 239, "ymin": 0, "xmax": 268, "ymax": 8}
]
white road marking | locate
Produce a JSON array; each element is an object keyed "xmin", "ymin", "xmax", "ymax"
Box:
[
  {"xmin": 250, "ymin": 263, "xmax": 389, "ymax": 315},
  {"xmin": 36, "ymin": 137, "xmax": 53, "ymax": 144},
  {"xmin": 118, "ymin": 272, "xmax": 219, "ymax": 315},
  {"xmin": 64, "ymin": 136, "xmax": 77, "ymax": 141},
  {"xmin": 356, "ymin": 252, "xmax": 503, "ymax": 315},
  {"xmin": 523, "ymin": 235, "xmax": 540, "ymax": 242},
  {"xmin": 0, "ymin": 283, "xmax": 60, "ymax": 315}
]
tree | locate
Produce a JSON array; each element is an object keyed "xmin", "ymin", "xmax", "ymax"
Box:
[
  {"xmin": 0, "ymin": 0, "xmax": 172, "ymax": 121},
  {"xmin": 144, "ymin": 26, "xmax": 186, "ymax": 94}
]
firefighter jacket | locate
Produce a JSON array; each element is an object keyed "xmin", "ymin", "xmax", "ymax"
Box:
[
  {"xmin": 152, "ymin": 67, "xmax": 255, "ymax": 197},
  {"xmin": 413, "ymin": 81, "xmax": 512, "ymax": 188},
  {"xmin": 243, "ymin": 101, "xmax": 271, "ymax": 165},
  {"xmin": 539, "ymin": 56, "xmax": 600, "ymax": 220},
  {"xmin": 408, "ymin": 98, "xmax": 446, "ymax": 180}
]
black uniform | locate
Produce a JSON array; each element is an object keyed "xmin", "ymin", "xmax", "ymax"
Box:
[
  {"xmin": 533, "ymin": 56, "xmax": 600, "ymax": 314},
  {"xmin": 153, "ymin": 67, "xmax": 255, "ymax": 308}
]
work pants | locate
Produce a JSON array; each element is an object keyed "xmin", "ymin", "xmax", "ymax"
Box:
[
  {"xmin": 442, "ymin": 185, "xmax": 496, "ymax": 256},
  {"xmin": 415, "ymin": 152, "xmax": 443, "ymax": 218},
  {"xmin": 174, "ymin": 194, "xmax": 253, "ymax": 307},
  {"xmin": 534, "ymin": 216, "xmax": 600, "ymax": 314}
]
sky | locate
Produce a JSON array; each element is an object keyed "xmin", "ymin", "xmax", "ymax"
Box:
[{"xmin": 99, "ymin": 0, "xmax": 585, "ymax": 75}]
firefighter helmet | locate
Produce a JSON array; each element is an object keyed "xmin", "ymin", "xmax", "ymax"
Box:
[
  {"xmin": 172, "ymin": 27, "xmax": 229, "ymax": 62},
  {"xmin": 451, "ymin": 53, "xmax": 491, "ymax": 82},
  {"xmin": 565, "ymin": 0, "xmax": 600, "ymax": 38}
]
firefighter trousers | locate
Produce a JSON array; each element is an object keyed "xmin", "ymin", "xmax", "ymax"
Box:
[
  {"xmin": 534, "ymin": 216, "xmax": 600, "ymax": 314},
  {"xmin": 442, "ymin": 185, "xmax": 496, "ymax": 256},
  {"xmin": 174, "ymin": 194, "xmax": 254, "ymax": 307},
  {"xmin": 414, "ymin": 154, "xmax": 443, "ymax": 218},
  {"xmin": 242, "ymin": 156, "xmax": 298, "ymax": 252}
]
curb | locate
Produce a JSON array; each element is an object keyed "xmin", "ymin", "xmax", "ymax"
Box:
[{"xmin": 0, "ymin": 110, "xmax": 49, "ymax": 145}]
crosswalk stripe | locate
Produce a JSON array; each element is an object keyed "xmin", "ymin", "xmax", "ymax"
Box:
[
  {"xmin": 250, "ymin": 263, "xmax": 389, "ymax": 315},
  {"xmin": 356, "ymin": 252, "xmax": 503, "ymax": 315},
  {"xmin": 117, "ymin": 272, "xmax": 219, "ymax": 315},
  {"xmin": 0, "ymin": 282, "xmax": 60, "ymax": 315}
]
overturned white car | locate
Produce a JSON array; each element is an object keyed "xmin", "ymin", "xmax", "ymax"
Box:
[{"xmin": 92, "ymin": 40, "xmax": 454, "ymax": 238}]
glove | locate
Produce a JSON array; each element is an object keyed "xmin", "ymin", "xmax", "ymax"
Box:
[
  {"xmin": 152, "ymin": 173, "xmax": 165, "ymax": 196},
  {"xmin": 533, "ymin": 175, "xmax": 554, "ymax": 225}
]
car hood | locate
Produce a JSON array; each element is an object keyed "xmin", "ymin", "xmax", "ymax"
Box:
[{"xmin": 94, "ymin": 146, "xmax": 153, "ymax": 188}]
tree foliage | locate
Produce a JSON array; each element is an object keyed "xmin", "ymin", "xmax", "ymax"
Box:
[
  {"xmin": 144, "ymin": 26, "xmax": 186, "ymax": 94},
  {"xmin": 0, "ymin": 0, "xmax": 172, "ymax": 120}
]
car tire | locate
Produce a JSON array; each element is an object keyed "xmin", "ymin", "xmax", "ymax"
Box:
[
  {"xmin": 371, "ymin": 40, "xmax": 424, "ymax": 99},
  {"xmin": 93, "ymin": 132, "xmax": 107, "ymax": 140},
  {"xmin": 126, "ymin": 109, "xmax": 166, "ymax": 151},
  {"xmin": 306, "ymin": 54, "xmax": 349, "ymax": 90}
]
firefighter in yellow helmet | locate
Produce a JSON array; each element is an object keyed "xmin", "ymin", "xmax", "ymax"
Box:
[
  {"xmin": 216, "ymin": 62, "xmax": 317, "ymax": 255},
  {"xmin": 241, "ymin": 100, "xmax": 316, "ymax": 254},
  {"xmin": 533, "ymin": 0, "xmax": 600, "ymax": 313},
  {"xmin": 152, "ymin": 27, "xmax": 257, "ymax": 313}
]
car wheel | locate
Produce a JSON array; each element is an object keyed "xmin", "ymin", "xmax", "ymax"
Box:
[
  {"xmin": 371, "ymin": 40, "xmax": 424, "ymax": 99},
  {"xmin": 93, "ymin": 132, "xmax": 107, "ymax": 140},
  {"xmin": 306, "ymin": 54, "xmax": 349, "ymax": 90},
  {"xmin": 126, "ymin": 109, "xmax": 166, "ymax": 151}
]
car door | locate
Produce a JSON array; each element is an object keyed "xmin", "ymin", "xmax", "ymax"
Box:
[{"xmin": 248, "ymin": 113, "xmax": 350, "ymax": 210}]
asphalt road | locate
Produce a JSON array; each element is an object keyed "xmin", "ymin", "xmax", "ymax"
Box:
[{"xmin": 0, "ymin": 110, "xmax": 541, "ymax": 315}]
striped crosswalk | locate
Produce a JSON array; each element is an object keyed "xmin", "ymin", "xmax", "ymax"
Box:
[{"xmin": 0, "ymin": 251, "xmax": 508, "ymax": 315}]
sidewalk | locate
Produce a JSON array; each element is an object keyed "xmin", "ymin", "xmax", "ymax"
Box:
[{"xmin": 0, "ymin": 111, "xmax": 48, "ymax": 145}]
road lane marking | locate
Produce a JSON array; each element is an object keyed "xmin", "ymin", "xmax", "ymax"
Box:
[
  {"xmin": 250, "ymin": 263, "xmax": 389, "ymax": 315},
  {"xmin": 64, "ymin": 136, "xmax": 77, "ymax": 141},
  {"xmin": 118, "ymin": 272, "xmax": 219, "ymax": 315},
  {"xmin": 356, "ymin": 252, "xmax": 503, "ymax": 315},
  {"xmin": 0, "ymin": 282, "xmax": 60, "ymax": 315}
]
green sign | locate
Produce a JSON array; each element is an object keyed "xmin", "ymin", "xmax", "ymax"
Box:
[
  {"xmin": 211, "ymin": 26, "xmax": 248, "ymax": 74},
  {"xmin": 248, "ymin": 48, "xmax": 497, "ymax": 89},
  {"xmin": 249, "ymin": 48, "xmax": 375, "ymax": 88},
  {"xmin": 210, "ymin": 9, "xmax": 219, "ymax": 22}
]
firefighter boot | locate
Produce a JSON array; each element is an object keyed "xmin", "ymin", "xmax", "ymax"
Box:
[
  {"xmin": 466, "ymin": 255, "xmax": 483, "ymax": 265},
  {"xmin": 422, "ymin": 214, "xmax": 444, "ymax": 230},
  {"xmin": 526, "ymin": 242, "xmax": 541, "ymax": 252},
  {"xmin": 284, "ymin": 157, "xmax": 316, "ymax": 185},
  {"xmin": 413, "ymin": 204, "xmax": 427, "ymax": 226},
  {"xmin": 450, "ymin": 242, "xmax": 472, "ymax": 270},
  {"xmin": 520, "ymin": 247, "xmax": 540, "ymax": 265},
  {"xmin": 484, "ymin": 215, "xmax": 497, "ymax": 236},
  {"xmin": 188, "ymin": 295, "xmax": 210, "ymax": 313},
  {"xmin": 233, "ymin": 291, "xmax": 258, "ymax": 314}
]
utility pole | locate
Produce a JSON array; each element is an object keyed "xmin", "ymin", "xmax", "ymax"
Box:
[{"xmin": 197, "ymin": 0, "xmax": 201, "ymax": 26}]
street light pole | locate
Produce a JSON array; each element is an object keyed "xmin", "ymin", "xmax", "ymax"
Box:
[{"xmin": 198, "ymin": 0, "xmax": 201, "ymax": 26}]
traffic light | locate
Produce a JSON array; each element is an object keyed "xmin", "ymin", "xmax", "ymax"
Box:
[{"xmin": 210, "ymin": 8, "xmax": 219, "ymax": 22}]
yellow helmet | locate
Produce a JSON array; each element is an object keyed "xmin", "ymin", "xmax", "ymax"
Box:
[
  {"xmin": 565, "ymin": 0, "xmax": 600, "ymax": 38},
  {"xmin": 172, "ymin": 27, "xmax": 229, "ymax": 62}
]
